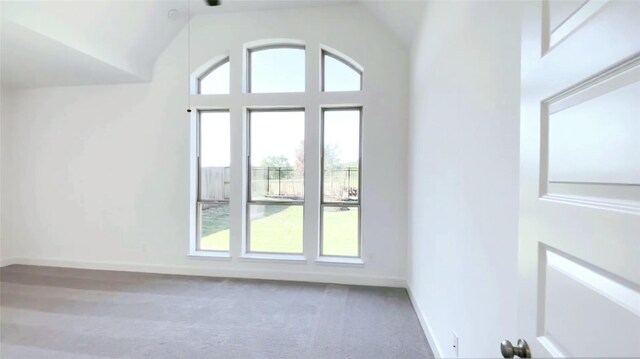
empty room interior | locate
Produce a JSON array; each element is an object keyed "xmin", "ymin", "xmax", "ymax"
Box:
[{"xmin": 1, "ymin": 0, "xmax": 638, "ymax": 358}]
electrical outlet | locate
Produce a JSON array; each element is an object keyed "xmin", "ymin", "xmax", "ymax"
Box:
[{"xmin": 452, "ymin": 332, "xmax": 459, "ymax": 357}]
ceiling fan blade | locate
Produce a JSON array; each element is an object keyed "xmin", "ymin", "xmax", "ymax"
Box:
[{"xmin": 205, "ymin": 0, "xmax": 220, "ymax": 6}]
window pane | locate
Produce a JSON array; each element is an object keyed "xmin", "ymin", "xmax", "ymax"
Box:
[
  {"xmin": 248, "ymin": 204, "xmax": 303, "ymax": 254},
  {"xmin": 250, "ymin": 111, "xmax": 304, "ymax": 202},
  {"xmin": 323, "ymin": 109, "xmax": 360, "ymax": 203},
  {"xmin": 200, "ymin": 111, "xmax": 230, "ymax": 201},
  {"xmin": 198, "ymin": 111, "xmax": 230, "ymax": 252},
  {"xmin": 249, "ymin": 47, "xmax": 305, "ymax": 93},
  {"xmin": 323, "ymin": 52, "xmax": 361, "ymax": 92},
  {"xmin": 322, "ymin": 206, "xmax": 359, "ymax": 257},
  {"xmin": 199, "ymin": 203, "xmax": 230, "ymax": 251},
  {"xmin": 199, "ymin": 60, "xmax": 229, "ymax": 94}
]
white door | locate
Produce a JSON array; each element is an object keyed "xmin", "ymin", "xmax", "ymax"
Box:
[{"xmin": 517, "ymin": 0, "xmax": 640, "ymax": 357}]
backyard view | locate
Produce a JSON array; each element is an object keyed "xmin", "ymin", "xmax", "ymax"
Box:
[
  {"xmin": 199, "ymin": 111, "xmax": 360, "ymax": 257},
  {"xmin": 197, "ymin": 87, "xmax": 361, "ymax": 257},
  {"xmin": 199, "ymin": 205, "xmax": 358, "ymax": 255}
]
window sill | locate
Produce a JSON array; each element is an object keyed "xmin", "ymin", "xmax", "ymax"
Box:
[
  {"xmin": 188, "ymin": 251, "xmax": 232, "ymax": 260},
  {"xmin": 315, "ymin": 256, "xmax": 364, "ymax": 266},
  {"xmin": 239, "ymin": 253, "xmax": 306, "ymax": 263}
]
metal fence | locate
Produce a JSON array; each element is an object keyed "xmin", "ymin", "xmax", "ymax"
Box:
[
  {"xmin": 323, "ymin": 167, "xmax": 359, "ymax": 202},
  {"xmin": 251, "ymin": 167, "xmax": 304, "ymax": 200},
  {"xmin": 201, "ymin": 166, "xmax": 359, "ymax": 202}
]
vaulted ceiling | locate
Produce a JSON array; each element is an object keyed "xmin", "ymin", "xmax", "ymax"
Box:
[{"xmin": 0, "ymin": 0, "xmax": 425, "ymax": 89}]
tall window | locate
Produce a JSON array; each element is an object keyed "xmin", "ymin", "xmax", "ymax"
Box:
[
  {"xmin": 321, "ymin": 108, "xmax": 361, "ymax": 257},
  {"xmin": 191, "ymin": 41, "xmax": 363, "ymax": 261},
  {"xmin": 247, "ymin": 109, "xmax": 305, "ymax": 254},
  {"xmin": 197, "ymin": 110, "xmax": 231, "ymax": 251}
]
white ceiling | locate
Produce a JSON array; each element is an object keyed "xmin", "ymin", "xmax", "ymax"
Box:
[
  {"xmin": 1, "ymin": 0, "xmax": 187, "ymax": 88},
  {"xmin": 360, "ymin": 0, "xmax": 426, "ymax": 47},
  {"xmin": 0, "ymin": 0, "xmax": 425, "ymax": 89}
]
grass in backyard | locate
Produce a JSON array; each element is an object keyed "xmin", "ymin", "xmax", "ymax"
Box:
[
  {"xmin": 321, "ymin": 206, "xmax": 359, "ymax": 257},
  {"xmin": 248, "ymin": 205, "xmax": 303, "ymax": 253},
  {"xmin": 199, "ymin": 203, "xmax": 230, "ymax": 251},
  {"xmin": 200, "ymin": 205, "xmax": 359, "ymax": 257}
]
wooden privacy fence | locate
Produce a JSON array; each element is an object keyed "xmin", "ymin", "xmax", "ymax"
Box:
[{"xmin": 200, "ymin": 167, "xmax": 230, "ymax": 201}]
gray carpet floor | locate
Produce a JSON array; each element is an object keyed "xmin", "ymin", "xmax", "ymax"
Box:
[{"xmin": 0, "ymin": 265, "xmax": 433, "ymax": 358}]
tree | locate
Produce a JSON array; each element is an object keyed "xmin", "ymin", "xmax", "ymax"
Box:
[
  {"xmin": 294, "ymin": 140, "xmax": 304, "ymax": 175},
  {"xmin": 323, "ymin": 144, "xmax": 342, "ymax": 170},
  {"xmin": 295, "ymin": 142, "xmax": 342, "ymax": 172},
  {"xmin": 261, "ymin": 155, "xmax": 292, "ymax": 179}
]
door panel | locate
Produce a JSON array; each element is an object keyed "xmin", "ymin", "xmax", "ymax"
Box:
[
  {"xmin": 547, "ymin": 79, "xmax": 640, "ymax": 185},
  {"xmin": 541, "ymin": 247, "xmax": 640, "ymax": 357},
  {"xmin": 544, "ymin": 59, "xmax": 640, "ymax": 212},
  {"xmin": 546, "ymin": 0, "xmax": 587, "ymax": 35},
  {"xmin": 520, "ymin": 0, "xmax": 640, "ymax": 357}
]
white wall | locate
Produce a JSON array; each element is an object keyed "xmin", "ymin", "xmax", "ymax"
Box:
[
  {"xmin": 1, "ymin": 87, "xmax": 13, "ymax": 264},
  {"xmin": 407, "ymin": 1, "xmax": 521, "ymax": 357},
  {"xmin": 0, "ymin": 91, "xmax": 2, "ymax": 262},
  {"xmin": 0, "ymin": 5, "xmax": 410, "ymax": 286}
]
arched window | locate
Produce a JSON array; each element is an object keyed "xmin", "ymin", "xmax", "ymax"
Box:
[
  {"xmin": 248, "ymin": 45, "xmax": 305, "ymax": 93},
  {"xmin": 321, "ymin": 49, "xmax": 362, "ymax": 92},
  {"xmin": 190, "ymin": 40, "xmax": 363, "ymax": 262},
  {"xmin": 198, "ymin": 57, "xmax": 229, "ymax": 94}
]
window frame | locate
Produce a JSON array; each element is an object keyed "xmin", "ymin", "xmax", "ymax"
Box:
[
  {"xmin": 319, "ymin": 107, "xmax": 363, "ymax": 259},
  {"xmin": 246, "ymin": 44, "xmax": 306, "ymax": 94},
  {"xmin": 320, "ymin": 49, "xmax": 363, "ymax": 92},
  {"xmin": 197, "ymin": 57, "xmax": 230, "ymax": 95},
  {"xmin": 245, "ymin": 107, "xmax": 306, "ymax": 255}
]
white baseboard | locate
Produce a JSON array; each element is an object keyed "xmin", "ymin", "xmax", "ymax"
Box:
[
  {"xmin": 406, "ymin": 284, "xmax": 443, "ymax": 358},
  {"xmin": 1, "ymin": 257, "xmax": 406, "ymax": 288},
  {"xmin": 0, "ymin": 257, "xmax": 19, "ymax": 268}
]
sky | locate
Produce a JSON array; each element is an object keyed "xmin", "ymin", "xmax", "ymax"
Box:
[
  {"xmin": 251, "ymin": 48, "xmax": 305, "ymax": 93},
  {"xmin": 199, "ymin": 61, "xmax": 229, "ymax": 94},
  {"xmin": 323, "ymin": 54, "xmax": 361, "ymax": 91},
  {"xmin": 199, "ymin": 47, "xmax": 361, "ymax": 168},
  {"xmin": 323, "ymin": 110, "xmax": 360, "ymax": 164},
  {"xmin": 251, "ymin": 111, "xmax": 304, "ymax": 165},
  {"xmin": 200, "ymin": 112, "xmax": 230, "ymax": 167},
  {"xmin": 199, "ymin": 47, "xmax": 361, "ymax": 94},
  {"xmin": 200, "ymin": 110, "xmax": 360, "ymax": 168}
]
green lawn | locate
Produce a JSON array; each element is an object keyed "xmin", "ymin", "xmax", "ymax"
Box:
[
  {"xmin": 200, "ymin": 205, "xmax": 358, "ymax": 256},
  {"xmin": 321, "ymin": 206, "xmax": 359, "ymax": 256}
]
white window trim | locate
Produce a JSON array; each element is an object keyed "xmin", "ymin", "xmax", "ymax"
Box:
[
  {"xmin": 190, "ymin": 53, "xmax": 230, "ymax": 95},
  {"xmin": 240, "ymin": 253, "xmax": 306, "ymax": 263},
  {"xmin": 315, "ymin": 257, "xmax": 364, "ymax": 266}
]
